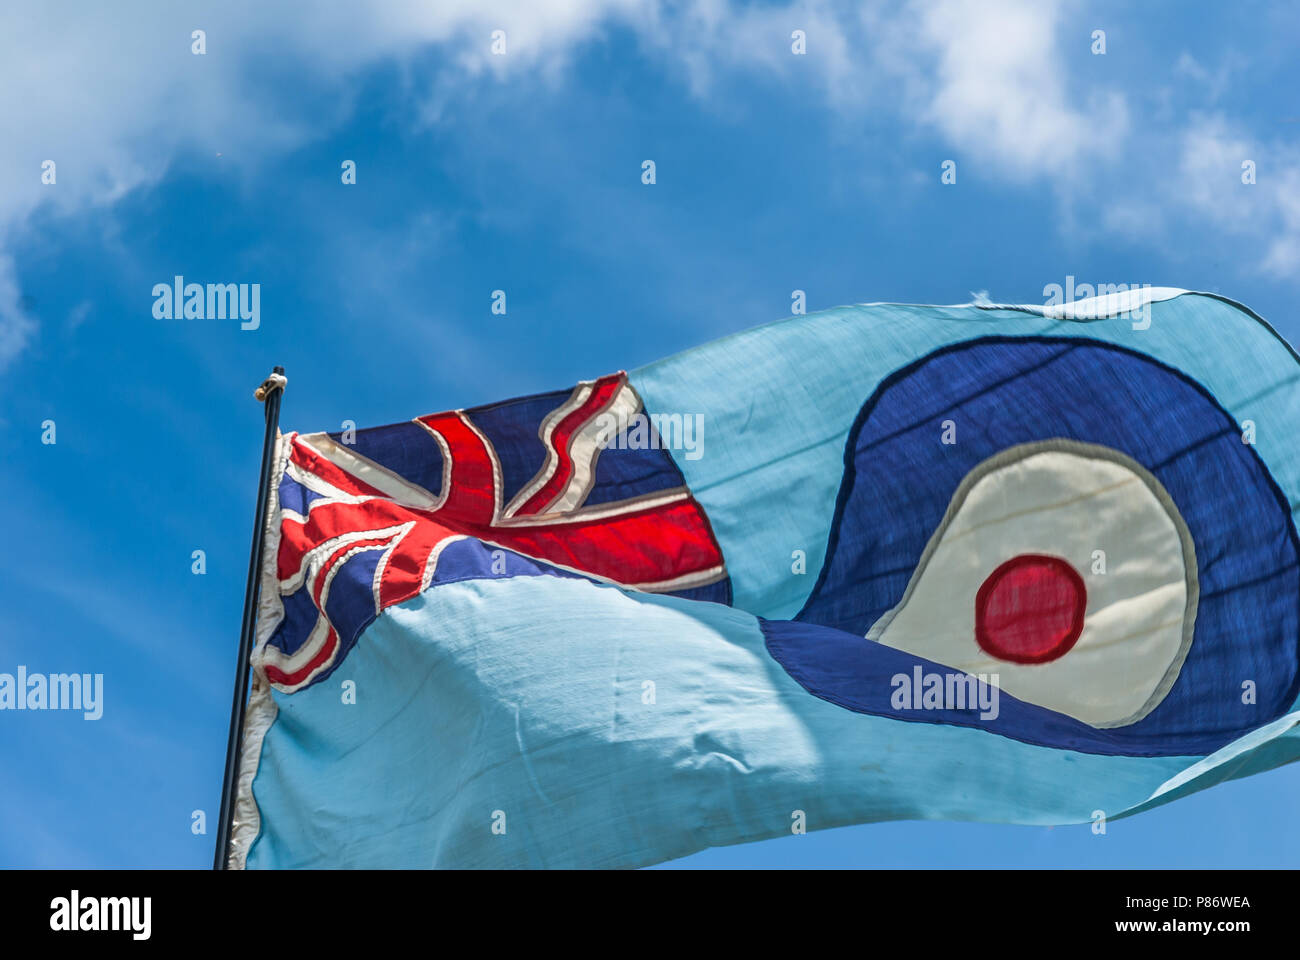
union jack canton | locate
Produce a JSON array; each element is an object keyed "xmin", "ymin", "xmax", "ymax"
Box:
[{"xmin": 262, "ymin": 371, "xmax": 730, "ymax": 692}]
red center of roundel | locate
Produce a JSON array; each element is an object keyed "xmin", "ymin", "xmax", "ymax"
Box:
[{"xmin": 974, "ymin": 554, "xmax": 1086, "ymax": 664}]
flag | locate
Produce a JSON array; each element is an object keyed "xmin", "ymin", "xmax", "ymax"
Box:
[{"xmin": 230, "ymin": 288, "xmax": 1300, "ymax": 868}]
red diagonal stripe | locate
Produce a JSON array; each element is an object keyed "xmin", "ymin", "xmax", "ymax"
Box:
[
  {"xmin": 278, "ymin": 498, "xmax": 426, "ymax": 583},
  {"xmin": 289, "ymin": 437, "xmax": 389, "ymax": 499},
  {"xmin": 514, "ymin": 374, "xmax": 626, "ymax": 517},
  {"xmin": 479, "ymin": 497, "xmax": 723, "ymax": 586},
  {"xmin": 416, "ymin": 412, "xmax": 497, "ymax": 523}
]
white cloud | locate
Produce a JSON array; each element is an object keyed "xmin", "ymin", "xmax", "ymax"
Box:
[
  {"xmin": 909, "ymin": 0, "xmax": 1129, "ymax": 179},
  {"xmin": 1175, "ymin": 114, "xmax": 1300, "ymax": 278},
  {"xmin": 0, "ymin": 0, "xmax": 1292, "ymax": 364},
  {"xmin": 0, "ymin": 0, "xmax": 644, "ymax": 365},
  {"xmin": 632, "ymin": 0, "xmax": 1129, "ymax": 180},
  {"xmin": 1177, "ymin": 114, "xmax": 1257, "ymax": 230},
  {"xmin": 1264, "ymin": 167, "xmax": 1300, "ymax": 276}
]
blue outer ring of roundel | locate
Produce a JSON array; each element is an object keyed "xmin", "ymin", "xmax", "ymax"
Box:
[{"xmin": 763, "ymin": 335, "xmax": 1300, "ymax": 757}]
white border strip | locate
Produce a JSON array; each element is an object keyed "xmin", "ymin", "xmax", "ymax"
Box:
[
  {"xmin": 973, "ymin": 286, "xmax": 1188, "ymax": 320},
  {"xmin": 228, "ymin": 429, "xmax": 292, "ymax": 870}
]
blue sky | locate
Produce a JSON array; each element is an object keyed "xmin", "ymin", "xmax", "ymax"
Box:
[{"xmin": 2, "ymin": 0, "xmax": 1299, "ymax": 868}]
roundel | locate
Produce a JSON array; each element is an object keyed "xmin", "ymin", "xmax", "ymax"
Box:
[
  {"xmin": 865, "ymin": 439, "xmax": 1197, "ymax": 729},
  {"xmin": 776, "ymin": 335, "xmax": 1300, "ymax": 757}
]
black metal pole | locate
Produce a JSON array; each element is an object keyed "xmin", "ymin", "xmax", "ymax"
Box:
[{"xmin": 214, "ymin": 365, "xmax": 286, "ymax": 870}]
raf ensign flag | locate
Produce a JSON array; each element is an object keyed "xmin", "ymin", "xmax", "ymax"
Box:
[{"xmin": 229, "ymin": 289, "xmax": 1300, "ymax": 868}]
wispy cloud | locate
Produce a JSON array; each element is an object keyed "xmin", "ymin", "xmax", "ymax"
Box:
[
  {"xmin": 0, "ymin": 254, "xmax": 35, "ymax": 366},
  {"xmin": 1175, "ymin": 114, "xmax": 1300, "ymax": 278}
]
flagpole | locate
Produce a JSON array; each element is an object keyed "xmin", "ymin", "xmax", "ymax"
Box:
[{"xmin": 214, "ymin": 365, "xmax": 286, "ymax": 870}]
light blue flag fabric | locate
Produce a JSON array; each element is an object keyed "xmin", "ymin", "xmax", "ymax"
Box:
[{"xmin": 230, "ymin": 289, "xmax": 1300, "ymax": 868}]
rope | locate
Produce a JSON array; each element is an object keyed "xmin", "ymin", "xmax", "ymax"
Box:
[{"xmin": 253, "ymin": 372, "xmax": 288, "ymax": 402}]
